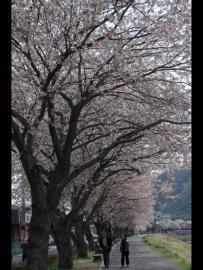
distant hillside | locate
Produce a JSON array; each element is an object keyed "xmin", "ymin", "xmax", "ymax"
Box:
[{"xmin": 155, "ymin": 169, "xmax": 191, "ymax": 220}]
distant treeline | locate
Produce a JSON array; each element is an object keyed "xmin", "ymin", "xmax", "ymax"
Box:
[{"xmin": 155, "ymin": 169, "xmax": 191, "ymax": 220}]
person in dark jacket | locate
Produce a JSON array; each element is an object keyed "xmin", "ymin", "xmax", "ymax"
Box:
[
  {"xmin": 21, "ymin": 240, "xmax": 28, "ymax": 264},
  {"xmin": 99, "ymin": 231, "xmax": 112, "ymax": 268},
  {"xmin": 120, "ymin": 233, "xmax": 129, "ymax": 267}
]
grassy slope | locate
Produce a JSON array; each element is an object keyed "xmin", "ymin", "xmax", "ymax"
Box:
[{"xmin": 143, "ymin": 233, "xmax": 191, "ymax": 270}]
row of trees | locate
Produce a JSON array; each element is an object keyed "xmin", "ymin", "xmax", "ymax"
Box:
[
  {"xmin": 12, "ymin": 151, "xmax": 156, "ymax": 268},
  {"xmin": 12, "ymin": 0, "xmax": 191, "ymax": 269}
]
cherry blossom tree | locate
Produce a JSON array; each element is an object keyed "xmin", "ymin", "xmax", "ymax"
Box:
[
  {"xmin": 50, "ymin": 149, "xmax": 141, "ymax": 268},
  {"xmin": 91, "ymin": 173, "xmax": 155, "ymax": 237},
  {"xmin": 12, "ymin": 0, "xmax": 191, "ymax": 269},
  {"xmin": 12, "ymin": 152, "xmax": 31, "ymax": 207}
]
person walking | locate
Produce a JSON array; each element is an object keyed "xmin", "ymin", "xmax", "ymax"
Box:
[
  {"xmin": 21, "ymin": 240, "xmax": 28, "ymax": 266},
  {"xmin": 99, "ymin": 231, "xmax": 112, "ymax": 268},
  {"xmin": 120, "ymin": 233, "xmax": 129, "ymax": 267}
]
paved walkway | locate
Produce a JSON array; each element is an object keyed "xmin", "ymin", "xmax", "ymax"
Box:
[{"xmin": 98, "ymin": 235, "xmax": 183, "ymax": 270}]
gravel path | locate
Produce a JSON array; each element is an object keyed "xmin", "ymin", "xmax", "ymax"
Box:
[{"xmin": 98, "ymin": 235, "xmax": 184, "ymax": 270}]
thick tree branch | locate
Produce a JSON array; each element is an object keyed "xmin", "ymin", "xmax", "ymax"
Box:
[{"xmin": 47, "ymin": 97, "xmax": 63, "ymax": 163}]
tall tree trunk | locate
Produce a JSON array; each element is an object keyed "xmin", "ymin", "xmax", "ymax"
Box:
[
  {"xmin": 112, "ymin": 226, "xmax": 120, "ymax": 240},
  {"xmin": 70, "ymin": 231, "xmax": 77, "ymax": 248},
  {"xmin": 51, "ymin": 217, "xmax": 73, "ymax": 270},
  {"xmin": 83, "ymin": 222, "xmax": 94, "ymax": 251},
  {"xmin": 26, "ymin": 207, "xmax": 52, "ymax": 270},
  {"xmin": 74, "ymin": 218, "xmax": 88, "ymax": 258},
  {"xmin": 94, "ymin": 221, "xmax": 105, "ymax": 237}
]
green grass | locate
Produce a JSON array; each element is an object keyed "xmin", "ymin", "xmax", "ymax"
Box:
[
  {"xmin": 47, "ymin": 255, "xmax": 58, "ymax": 270},
  {"xmin": 48, "ymin": 251, "xmax": 100, "ymax": 270},
  {"xmin": 143, "ymin": 233, "xmax": 191, "ymax": 270},
  {"xmin": 11, "ymin": 262, "xmax": 24, "ymax": 270},
  {"xmin": 13, "ymin": 252, "xmax": 22, "ymax": 256},
  {"xmin": 12, "ymin": 251, "xmax": 100, "ymax": 270}
]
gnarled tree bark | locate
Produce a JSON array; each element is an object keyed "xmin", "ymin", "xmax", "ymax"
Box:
[
  {"xmin": 74, "ymin": 215, "xmax": 88, "ymax": 258},
  {"xmin": 51, "ymin": 213, "xmax": 73, "ymax": 270},
  {"xmin": 26, "ymin": 206, "xmax": 53, "ymax": 270}
]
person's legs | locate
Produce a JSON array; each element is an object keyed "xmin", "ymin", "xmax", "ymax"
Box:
[
  {"xmin": 22, "ymin": 254, "xmax": 26, "ymax": 262},
  {"xmin": 126, "ymin": 252, "xmax": 129, "ymax": 265},
  {"xmin": 104, "ymin": 249, "xmax": 110, "ymax": 267},
  {"xmin": 106, "ymin": 250, "xmax": 110, "ymax": 267},
  {"xmin": 103, "ymin": 250, "xmax": 107, "ymax": 267},
  {"xmin": 121, "ymin": 252, "xmax": 124, "ymax": 266}
]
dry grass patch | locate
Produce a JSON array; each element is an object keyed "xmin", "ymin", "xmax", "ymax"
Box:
[{"xmin": 143, "ymin": 233, "xmax": 191, "ymax": 270}]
